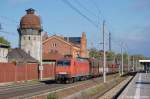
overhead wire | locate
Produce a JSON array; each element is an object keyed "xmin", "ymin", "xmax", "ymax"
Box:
[
  {"xmin": 74, "ymin": 0, "xmax": 98, "ymax": 18},
  {"xmin": 88, "ymin": 0, "xmax": 103, "ymax": 26},
  {"xmin": 87, "ymin": 0, "xmax": 128, "ymax": 53},
  {"xmin": 75, "ymin": 0, "xmax": 109, "ymax": 46},
  {"xmin": 0, "ymin": 30, "xmax": 17, "ymax": 36},
  {"xmin": 62, "ymin": 0, "xmax": 98, "ymax": 28},
  {"xmin": 62, "ymin": 0, "xmax": 112, "ymax": 51},
  {"xmin": 0, "ymin": 15, "xmax": 19, "ymax": 38},
  {"xmin": 86, "ymin": 0, "xmax": 112, "ymax": 48},
  {"xmin": 0, "ymin": 16, "xmax": 18, "ymax": 24},
  {"xmin": 0, "ymin": 15, "xmax": 19, "ymax": 47}
]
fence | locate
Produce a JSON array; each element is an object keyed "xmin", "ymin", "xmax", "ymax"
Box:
[{"xmin": 0, "ymin": 63, "xmax": 55, "ymax": 83}]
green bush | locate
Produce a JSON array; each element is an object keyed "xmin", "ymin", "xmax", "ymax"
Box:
[{"xmin": 47, "ymin": 94, "xmax": 58, "ymax": 99}]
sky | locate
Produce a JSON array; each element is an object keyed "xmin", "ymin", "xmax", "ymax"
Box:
[{"xmin": 0, "ymin": 0, "xmax": 150, "ymax": 56}]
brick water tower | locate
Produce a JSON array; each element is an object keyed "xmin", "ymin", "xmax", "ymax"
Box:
[{"xmin": 18, "ymin": 8, "xmax": 42, "ymax": 61}]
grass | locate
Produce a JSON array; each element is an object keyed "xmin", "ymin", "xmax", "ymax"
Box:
[
  {"xmin": 78, "ymin": 76, "xmax": 126, "ymax": 99},
  {"xmin": 47, "ymin": 93, "xmax": 58, "ymax": 99}
]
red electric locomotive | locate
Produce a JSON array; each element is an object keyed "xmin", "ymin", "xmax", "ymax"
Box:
[{"xmin": 55, "ymin": 58, "xmax": 90, "ymax": 83}]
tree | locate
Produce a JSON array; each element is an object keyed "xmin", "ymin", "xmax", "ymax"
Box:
[
  {"xmin": 89, "ymin": 48, "xmax": 105, "ymax": 59},
  {"xmin": 115, "ymin": 52, "xmax": 129, "ymax": 64},
  {"xmin": 123, "ymin": 53, "xmax": 128, "ymax": 64},
  {"xmin": 116, "ymin": 53, "xmax": 121, "ymax": 61},
  {"xmin": 130, "ymin": 54, "xmax": 145, "ymax": 61},
  {"xmin": 0, "ymin": 36, "xmax": 10, "ymax": 46},
  {"xmin": 106, "ymin": 51, "xmax": 115, "ymax": 61},
  {"xmin": 145, "ymin": 57, "xmax": 150, "ymax": 60},
  {"xmin": 89, "ymin": 48, "xmax": 100, "ymax": 59}
]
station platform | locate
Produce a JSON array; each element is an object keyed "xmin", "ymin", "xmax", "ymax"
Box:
[{"xmin": 118, "ymin": 73, "xmax": 150, "ymax": 99}]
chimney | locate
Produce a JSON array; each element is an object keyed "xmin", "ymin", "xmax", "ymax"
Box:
[{"xmin": 80, "ymin": 32, "xmax": 87, "ymax": 58}]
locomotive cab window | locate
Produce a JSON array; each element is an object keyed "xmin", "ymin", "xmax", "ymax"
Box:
[{"xmin": 57, "ymin": 60, "xmax": 70, "ymax": 66}]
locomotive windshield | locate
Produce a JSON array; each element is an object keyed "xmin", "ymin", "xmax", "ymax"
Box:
[{"xmin": 57, "ymin": 60, "xmax": 71, "ymax": 66}]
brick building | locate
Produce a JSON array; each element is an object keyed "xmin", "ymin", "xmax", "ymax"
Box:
[
  {"xmin": 43, "ymin": 32, "xmax": 89, "ymax": 61},
  {"xmin": 0, "ymin": 43, "xmax": 9, "ymax": 63}
]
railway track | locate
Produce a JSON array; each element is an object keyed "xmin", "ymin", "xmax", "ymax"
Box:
[
  {"xmin": 0, "ymin": 81, "xmax": 62, "ymax": 99},
  {"xmin": 0, "ymin": 73, "xmax": 119, "ymax": 99},
  {"xmin": 0, "ymin": 83, "xmax": 45, "ymax": 92}
]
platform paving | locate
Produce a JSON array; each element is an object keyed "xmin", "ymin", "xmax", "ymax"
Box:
[{"xmin": 118, "ymin": 73, "xmax": 150, "ymax": 99}]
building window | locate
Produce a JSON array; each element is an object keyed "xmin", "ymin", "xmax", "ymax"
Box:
[
  {"xmin": 24, "ymin": 37, "xmax": 26, "ymax": 40},
  {"xmin": 54, "ymin": 50, "xmax": 58, "ymax": 53},
  {"xmin": 50, "ymin": 49, "xmax": 58, "ymax": 53},
  {"xmin": 29, "ymin": 36, "xmax": 30, "ymax": 40},
  {"xmin": 52, "ymin": 43, "xmax": 57, "ymax": 47}
]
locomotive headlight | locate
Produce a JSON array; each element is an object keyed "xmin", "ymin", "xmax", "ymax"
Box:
[{"xmin": 59, "ymin": 72, "xmax": 68, "ymax": 74}]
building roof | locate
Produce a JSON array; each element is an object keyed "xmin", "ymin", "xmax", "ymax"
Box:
[
  {"xmin": 139, "ymin": 60, "xmax": 150, "ymax": 63},
  {"xmin": 7, "ymin": 48, "xmax": 38, "ymax": 63},
  {"xmin": 20, "ymin": 8, "xmax": 41, "ymax": 30},
  {"xmin": 64, "ymin": 37, "xmax": 81, "ymax": 45}
]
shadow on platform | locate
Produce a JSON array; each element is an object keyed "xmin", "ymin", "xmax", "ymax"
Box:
[{"xmin": 136, "ymin": 81, "xmax": 150, "ymax": 84}]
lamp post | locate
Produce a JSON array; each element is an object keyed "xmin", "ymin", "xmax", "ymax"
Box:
[
  {"xmin": 102, "ymin": 20, "xmax": 106, "ymax": 83},
  {"xmin": 39, "ymin": 31, "xmax": 43, "ymax": 80},
  {"xmin": 133, "ymin": 56, "xmax": 135, "ymax": 72},
  {"xmin": 128, "ymin": 55, "xmax": 130, "ymax": 72},
  {"xmin": 121, "ymin": 46, "xmax": 124, "ymax": 75}
]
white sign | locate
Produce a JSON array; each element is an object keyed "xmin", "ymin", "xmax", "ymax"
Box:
[{"xmin": 39, "ymin": 65, "xmax": 43, "ymax": 70}]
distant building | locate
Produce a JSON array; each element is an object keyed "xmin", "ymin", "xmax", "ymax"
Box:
[
  {"xmin": 7, "ymin": 48, "xmax": 38, "ymax": 63},
  {"xmin": 0, "ymin": 43, "xmax": 9, "ymax": 63},
  {"xmin": 43, "ymin": 32, "xmax": 89, "ymax": 60},
  {"xmin": 17, "ymin": 8, "xmax": 42, "ymax": 61}
]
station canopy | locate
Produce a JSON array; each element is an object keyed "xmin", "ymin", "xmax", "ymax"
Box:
[{"xmin": 139, "ymin": 60, "xmax": 150, "ymax": 63}]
